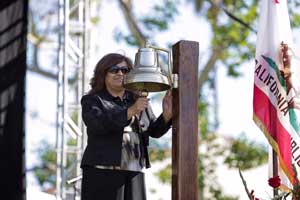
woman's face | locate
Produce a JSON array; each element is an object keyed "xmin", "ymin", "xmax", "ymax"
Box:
[{"xmin": 105, "ymin": 61, "xmax": 129, "ymax": 92}]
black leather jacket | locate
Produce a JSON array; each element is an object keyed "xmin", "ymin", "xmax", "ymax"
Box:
[{"xmin": 80, "ymin": 89, "xmax": 171, "ymax": 168}]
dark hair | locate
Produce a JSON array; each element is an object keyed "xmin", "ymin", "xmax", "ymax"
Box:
[{"xmin": 88, "ymin": 53, "xmax": 133, "ymax": 95}]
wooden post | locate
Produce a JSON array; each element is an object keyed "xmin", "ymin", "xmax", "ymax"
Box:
[{"xmin": 172, "ymin": 40, "xmax": 199, "ymax": 200}]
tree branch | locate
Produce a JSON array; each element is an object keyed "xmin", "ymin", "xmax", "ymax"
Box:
[
  {"xmin": 118, "ymin": 0, "xmax": 147, "ymax": 46},
  {"xmin": 221, "ymin": 6, "xmax": 256, "ymax": 33},
  {"xmin": 208, "ymin": 0, "xmax": 256, "ymax": 33},
  {"xmin": 198, "ymin": 48, "xmax": 221, "ymax": 91},
  {"xmin": 28, "ymin": 64, "xmax": 57, "ymax": 79}
]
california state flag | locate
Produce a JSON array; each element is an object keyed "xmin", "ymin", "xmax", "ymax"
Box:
[{"xmin": 254, "ymin": 0, "xmax": 300, "ymax": 187}]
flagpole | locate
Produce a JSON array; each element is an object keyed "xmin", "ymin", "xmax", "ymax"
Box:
[{"xmin": 272, "ymin": 150, "xmax": 278, "ymax": 197}]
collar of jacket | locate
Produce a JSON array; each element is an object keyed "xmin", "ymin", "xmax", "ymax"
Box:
[{"xmin": 98, "ymin": 89, "xmax": 133, "ymax": 103}]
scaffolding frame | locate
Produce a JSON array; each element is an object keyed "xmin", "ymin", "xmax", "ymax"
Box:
[{"xmin": 56, "ymin": 0, "xmax": 90, "ymax": 199}]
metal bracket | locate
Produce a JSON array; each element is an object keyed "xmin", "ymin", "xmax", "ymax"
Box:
[
  {"xmin": 172, "ymin": 74, "xmax": 178, "ymax": 88},
  {"xmin": 67, "ymin": 175, "xmax": 82, "ymax": 185}
]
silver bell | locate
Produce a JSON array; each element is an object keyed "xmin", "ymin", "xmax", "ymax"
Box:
[{"xmin": 123, "ymin": 47, "xmax": 171, "ymax": 93}]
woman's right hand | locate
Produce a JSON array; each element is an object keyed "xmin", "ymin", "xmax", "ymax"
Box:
[{"xmin": 127, "ymin": 97, "xmax": 149, "ymax": 119}]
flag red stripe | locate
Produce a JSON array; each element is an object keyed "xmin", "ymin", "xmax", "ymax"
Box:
[{"xmin": 253, "ymin": 84, "xmax": 293, "ymax": 176}]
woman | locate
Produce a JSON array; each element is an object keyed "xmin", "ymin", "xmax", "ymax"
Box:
[{"xmin": 80, "ymin": 53, "xmax": 172, "ymax": 200}]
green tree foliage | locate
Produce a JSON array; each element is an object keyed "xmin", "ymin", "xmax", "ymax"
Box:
[
  {"xmin": 32, "ymin": 138, "xmax": 77, "ymax": 190},
  {"xmin": 224, "ymin": 134, "xmax": 268, "ymax": 170},
  {"xmin": 149, "ymin": 148, "xmax": 171, "ymax": 161},
  {"xmin": 115, "ymin": 0, "xmax": 179, "ymax": 46},
  {"xmin": 155, "ymin": 163, "xmax": 172, "ymax": 184},
  {"xmin": 33, "ymin": 140, "xmax": 56, "ymax": 188}
]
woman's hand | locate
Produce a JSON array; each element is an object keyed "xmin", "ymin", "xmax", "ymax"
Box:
[
  {"xmin": 162, "ymin": 90, "xmax": 172, "ymax": 123},
  {"xmin": 127, "ymin": 97, "xmax": 149, "ymax": 119}
]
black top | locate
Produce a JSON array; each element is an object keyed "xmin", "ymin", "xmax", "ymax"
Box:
[{"xmin": 80, "ymin": 89, "xmax": 171, "ymax": 168}]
